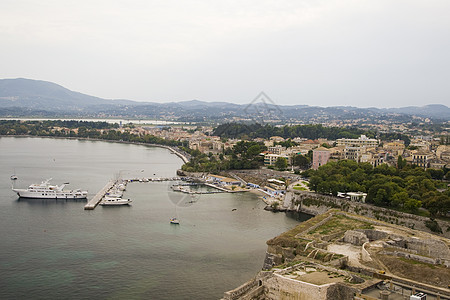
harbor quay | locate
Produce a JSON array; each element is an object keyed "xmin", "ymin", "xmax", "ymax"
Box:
[{"xmin": 84, "ymin": 180, "xmax": 117, "ymax": 210}]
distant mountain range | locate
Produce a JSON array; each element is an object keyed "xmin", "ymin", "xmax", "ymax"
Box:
[{"xmin": 0, "ymin": 78, "xmax": 449, "ymax": 122}]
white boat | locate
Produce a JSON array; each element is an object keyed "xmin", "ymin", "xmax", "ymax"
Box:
[
  {"xmin": 170, "ymin": 217, "xmax": 180, "ymax": 224},
  {"xmin": 100, "ymin": 197, "xmax": 132, "ymax": 206},
  {"xmin": 12, "ymin": 178, "xmax": 88, "ymax": 199},
  {"xmin": 106, "ymin": 188, "xmax": 123, "ymax": 198}
]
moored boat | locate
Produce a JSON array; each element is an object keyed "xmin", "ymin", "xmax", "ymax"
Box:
[
  {"xmin": 100, "ymin": 197, "xmax": 132, "ymax": 206},
  {"xmin": 12, "ymin": 178, "xmax": 88, "ymax": 199}
]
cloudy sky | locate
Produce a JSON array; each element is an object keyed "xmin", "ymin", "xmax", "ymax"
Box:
[{"xmin": 1, "ymin": 0, "xmax": 449, "ymax": 107}]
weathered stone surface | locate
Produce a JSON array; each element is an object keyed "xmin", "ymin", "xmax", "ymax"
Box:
[
  {"xmin": 263, "ymin": 273, "xmax": 330, "ymax": 300},
  {"xmin": 343, "ymin": 230, "xmax": 369, "ymax": 246},
  {"xmin": 263, "ymin": 251, "xmax": 282, "ymax": 270},
  {"xmin": 221, "ymin": 278, "xmax": 264, "ymax": 300},
  {"xmin": 326, "ymin": 283, "xmax": 356, "ymax": 300}
]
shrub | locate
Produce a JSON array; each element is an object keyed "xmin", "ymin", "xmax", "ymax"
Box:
[{"xmin": 425, "ymin": 218, "xmax": 442, "ymax": 234}]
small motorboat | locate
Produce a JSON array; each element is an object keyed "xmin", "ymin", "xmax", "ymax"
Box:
[{"xmin": 170, "ymin": 217, "xmax": 180, "ymax": 224}]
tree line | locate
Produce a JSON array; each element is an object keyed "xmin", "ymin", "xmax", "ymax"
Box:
[
  {"xmin": 181, "ymin": 141, "xmax": 266, "ymax": 173},
  {"xmin": 213, "ymin": 123, "xmax": 411, "ymax": 145},
  {"xmin": 0, "ymin": 120, "xmax": 182, "ymax": 147},
  {"xmin": 302, "ymin": 159, "xmax": 450, "ymax": 216}
]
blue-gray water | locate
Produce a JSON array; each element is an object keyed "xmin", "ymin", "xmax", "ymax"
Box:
[{"xmin": 0, "ymin": 137, "xmax": 310, "ymax": 299}]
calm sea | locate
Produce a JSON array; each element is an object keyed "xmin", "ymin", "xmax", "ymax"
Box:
[{"xmin": 0, "ymin": 137, "xmax": 310, "ymax": 300}]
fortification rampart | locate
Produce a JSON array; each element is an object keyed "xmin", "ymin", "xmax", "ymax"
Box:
[{"xmin": 285, "ymin": 190, "xmax": 450, "ymax": 238}]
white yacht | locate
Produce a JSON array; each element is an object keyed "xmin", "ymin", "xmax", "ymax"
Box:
[
  {"xmin": 99, "ymin": 197, "xmax": 132, "ymax": 206},
  {"xmin": 12, "ymin": 179, "xmax": 88, "ymax": 199}
]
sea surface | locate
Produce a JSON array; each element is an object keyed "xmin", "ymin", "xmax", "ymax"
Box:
[{"xmin": 0, "ymin": 136, "xmax": 310, "ymax": 300}]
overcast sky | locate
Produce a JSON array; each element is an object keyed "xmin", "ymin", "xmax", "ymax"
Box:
[{"xmin": 1, "ymin": 0, "xmax": 449, "ymax": 107}]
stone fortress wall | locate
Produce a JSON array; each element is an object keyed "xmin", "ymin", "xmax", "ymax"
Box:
[{"xmin": 283, "ymin": 190, "xmax": 450, "ymax": 239}]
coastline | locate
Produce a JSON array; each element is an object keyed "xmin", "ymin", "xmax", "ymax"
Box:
[{"xmin": 0, "ymin": 134, "xmax": 190, "ymax": 163}]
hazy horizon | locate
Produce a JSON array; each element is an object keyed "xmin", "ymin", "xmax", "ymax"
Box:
[
  {"xmin": 1, "ymin": 1, "xmax": 449, "ymax": 108},
  {"xmin": 1, "ymin": 77, "xmax": 449, "ymax": 110}
]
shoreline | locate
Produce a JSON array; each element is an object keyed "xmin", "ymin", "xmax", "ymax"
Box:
[{"xmin": 0, "ymin": 134, "xmax": 190, "ymax": 163}]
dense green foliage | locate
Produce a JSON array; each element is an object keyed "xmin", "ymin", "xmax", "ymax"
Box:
[
  {"xmin": 213, "ymin": 123, "xmax": 366, "ymax": 140},
  {"xmin": 181, "ymin": 141, "xmax": 266, "ymax": 172},
  {"xmin": 302, "ymin": 160, "xmax": 450, "ymax": 216},
  {"xmin": 0, "ymin": 120, "xmax": 182, "ymax": 146},
  {"xmin": 213, "ymin": 123, "xmax": 412, "ymax": 145},
  {"xmin": 274, "ymin": 157, "xmax": 288, "ymax": 171},
  {"xmin": 293, "ymin": 154, "xmax": 311, "ymax": 169}
]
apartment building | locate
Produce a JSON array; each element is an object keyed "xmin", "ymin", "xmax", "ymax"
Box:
[{"xmin": 336, "ymin": 135, "xmax": 378, "ymax": 148}]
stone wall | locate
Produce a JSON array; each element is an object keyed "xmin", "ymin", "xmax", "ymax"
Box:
[
  {"xmin": 259, "ymin": 264, "xmax": 359, "ymax": 300},
  {"xmin": 263, "ymin": 250, "xmax": 283, "ymax": 270},
  {"xmin": 361, "ymin": 242, "xmax": 372, "ymax": 262},
  {"xmin": 404, "ymin": 237, "xmax": 450, "ymax": 259},
  {"xmin": 263, "ymin": 273, "xmax": 331, "ymax": 300},
  {"xmin": 326, "ymin": 283, "xmax": 358, "ymax": 300},
  {"xmin": 221, "ymin": 278, "xmax": 264, "ymax": 300},
  {"xmin": 343, "ymin": 230, "xmax": 369, "ymax": 246}
]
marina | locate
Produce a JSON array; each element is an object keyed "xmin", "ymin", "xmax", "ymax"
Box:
[
  {"xmin": 85, "ymin": 176, "xmax": 244, "ymax": 211},
  {"xmin": 84, "ymin": 177, "xmax": 181, "ymax": 210},
  {"xmin": 0, "ymin": 136, "xmax": 305, "ymax": 300}
]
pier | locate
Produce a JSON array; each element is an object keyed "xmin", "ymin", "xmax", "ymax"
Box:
[
  {"xmin": 126, "ymin": 177, "xmax": 181, "ymax": 182},
  {"xmin": 171, "ymin": 184, "xmax": 224, "ymax": 194},
  {"xmin": 84, "ymin": 180, "xmax": 117, "ymax": 210},
  {"xmin": 203, "ymin": 183, "xmax": 247, "ymax": 193}
]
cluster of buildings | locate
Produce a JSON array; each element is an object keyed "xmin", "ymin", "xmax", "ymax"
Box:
[
  {"xmin": 120, "ymin": 125, "xmax": 449, "ymax": 171},
  {"xmin": 310, "ymin": 135, "xmax": 450, "ymax": 171}
]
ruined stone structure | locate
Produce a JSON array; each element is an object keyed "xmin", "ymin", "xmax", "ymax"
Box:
[
  {"xmin": 282, "ymin": 190, "xmax": 450, "ymax": 239},
  {"xmin": 223, "ymin": 211, "xmax": 450, "ymax": 300}
]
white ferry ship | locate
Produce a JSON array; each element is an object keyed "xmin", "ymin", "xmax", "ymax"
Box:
[{"xmin": 12, "ymin": 179, "xmax": 88, "ymax": 199}]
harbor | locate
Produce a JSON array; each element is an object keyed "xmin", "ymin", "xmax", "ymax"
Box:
[
  {"xmin": 1, "ymin": 136, "xmax": 304, "ymax": 300},
  {"xmin": 84, "ymin": 175, "xmax": 251, "ymax": 210},
  {"xmin": 84, "ymin": 177, "xmax": 184, "ymax": 210}
]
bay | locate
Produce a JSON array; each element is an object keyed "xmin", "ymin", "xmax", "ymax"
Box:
[{"xmin": 0, "ymin": 136, "xmax": 309, "ymax": 299}]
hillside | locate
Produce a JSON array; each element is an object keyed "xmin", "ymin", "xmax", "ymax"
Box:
[{"xmin": 0, "ymin": 78, "xmax": 448, "ymax": 121}]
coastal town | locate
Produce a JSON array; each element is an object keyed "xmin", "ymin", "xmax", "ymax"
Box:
[
  {"xmin": 3, "ymin": 1, "xmax": 450, "ymax": 299},
  {"xmin": 1, "ymin": 119, "xmax": 449, "ymax": 220},
  {"xmin": 1, "ymin": 118, "xmax": 449, "ymax": 300}
]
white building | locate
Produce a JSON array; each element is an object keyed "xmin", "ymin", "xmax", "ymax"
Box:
[{"xmin": 336, "ymin": 135, "xmax": 378, "ymax": 148}]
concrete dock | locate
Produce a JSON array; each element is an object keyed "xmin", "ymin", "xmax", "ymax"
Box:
[{"xmin": 84, "ymin": 180, "xmax": 117, "ymax": 210}]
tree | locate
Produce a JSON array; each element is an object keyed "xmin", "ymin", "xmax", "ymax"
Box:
[
  {"xmin": 293, "ymin": 154, "xmax": 310, "ymax": 169},
  {"xmin": 397, "ymin": 156, "xmax": 407, "ymax": 169},
  {"xmin": 426, "ymin": 169, "xmax": 444, "ymax": 180},
  {"xmin": 308, "ymin": 176, "xmax": 322, "ymax": 192},
  {"xmin": 391, "ymin": 191, "xmax": 409, "ymax": 208},
  {"xmin": 404, "ymin": 198, "xmax": 421, "ymax": 213},
  {"xmin": 275, "ymin": 157, "xmax": 288, "ymax": 171},
  {"xmin": 247, "ymin": 144, "xmax": 262, "ymax": 157}
]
